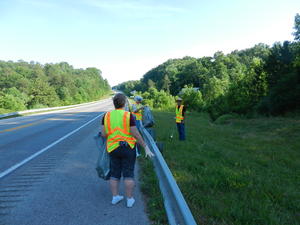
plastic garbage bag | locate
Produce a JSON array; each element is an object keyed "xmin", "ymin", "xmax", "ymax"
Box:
[
  {"xmin": 142, "ymin": 106, "xmax": 154, "ymax": 128},
  {"xmin": 94, "ymin": 132, "xmax": 110, "ymax": 180}
]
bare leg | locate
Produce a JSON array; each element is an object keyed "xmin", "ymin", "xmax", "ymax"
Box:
[
  {"xmin": 124, "ymin": 179, "xmax": 135, "ymax": 198},
  {"xmin": 110, "ymin": 179, "xmax": 119, "ymax": 196}
]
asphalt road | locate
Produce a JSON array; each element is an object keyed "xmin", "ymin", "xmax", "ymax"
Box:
[{"xmin": 0, "ymin": 99, "xmax": 150, "ymax": 225}]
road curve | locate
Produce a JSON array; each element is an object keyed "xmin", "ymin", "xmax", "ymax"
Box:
[{"xmin": 0, "ymin": 98, "xmax": 150, "ymax": 225}]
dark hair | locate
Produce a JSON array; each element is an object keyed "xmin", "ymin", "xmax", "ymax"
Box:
[{"xmin": 113, "ymin": 93, "xmax": 126, "ymax": 109}]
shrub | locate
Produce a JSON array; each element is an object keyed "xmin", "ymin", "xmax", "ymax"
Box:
[
  {"xmin": 140, "ymin": 88, "xmax": 175, "ymax": 111},
  {"xmin": 0, "ymin": 94, "xmax": 26, "ymax": 111},
  {"xmin": 180, "ymin": 86, "xmax": 204, "ymax": 111}
]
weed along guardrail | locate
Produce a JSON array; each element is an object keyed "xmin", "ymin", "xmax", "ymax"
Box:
[{"xmin": 140, "ymin": 127, "xmax": 197, "ymax": 225}]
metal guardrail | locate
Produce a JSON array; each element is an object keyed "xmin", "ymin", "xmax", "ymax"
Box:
[
  {"xmin": 140, "ymin": 127, "xmax": 197, "ymax": 225},
  {"xmin": 0, "ymin": 99, "xmax": 108, "ymax": 119}
]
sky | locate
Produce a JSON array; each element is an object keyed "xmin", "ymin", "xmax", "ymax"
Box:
[{"xmin": 0, "ymin": 0, "xmax": 299, "ymax": 86}]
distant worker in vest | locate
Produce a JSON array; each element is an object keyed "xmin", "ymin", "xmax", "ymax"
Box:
[
  {"xmin": 131, "ymin": 96, "xmax": 145, "ymax": 131},
  {"xmin": 101, "ymin": 93, "xmax": 154, "ymax": 208},
  {"xmin": 175, "ymin": 97, "xmax": 186, "ymax": 141}
]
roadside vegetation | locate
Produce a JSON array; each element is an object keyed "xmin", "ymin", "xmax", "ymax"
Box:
[
  {"xmin": 0, "ymin": 61, "xmax": 110, "ymax": 114},
  {"xmin": 139, "ymin": 157, "xmax": 168, "ymax": 225},
  {"xmin": 140, "ymin": 111, "xmax": 299, "ymax": 225},
  {"xmin": 1, "ymin": 13, "xmax": 299, "ymax": 225},
  {"xmin": 115, "ymin": 14, "xmax": 300, "ymax": 119},
  {"xmin": 135, "ymin": 14, "xmax": 299, "ymax": 224}
]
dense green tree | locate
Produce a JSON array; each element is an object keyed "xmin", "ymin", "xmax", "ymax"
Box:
[
  {"xmin": 293, "ymin": 13, "xmax": 300, "ymax": 41},
  {"xmin": 261, "ymin": 41, "xmax": 300, "ymax": 114},
  {"xmin": 0, "ymin": 60, "xmax": 110, "ymax": 112},
  {"xmin": 203, "ymin": 76, "xmax": 228, "ymax": 104},
  {"xmin": 139, "ymin": 87, "xmax": 175, "ymax": 110},
  {"xmin": 162, "ymin": 75, "xmax": 171, "ymax": 93},
  {"xmin": 0, "ymin": 93, "xmax": 26, "ymax": 111},
  {"xmin": 147, "ymin": 79, "xmax": 156, "ymax": 89},
  {"xmin": 115, "ymin": 14, "xmax": 300, "ymax": 117},
  {"xmin": 180, "ymin": 86, "xmax": 204, "ymax": 111}
]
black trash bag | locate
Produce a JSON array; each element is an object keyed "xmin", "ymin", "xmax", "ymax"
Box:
[
  {"xmin": 94, "ymin": 132, "xmax": 110, "ymax": 180},
  {"xmin": 142, "ymin": 106, "xmax": 154, "ymax": 128}
]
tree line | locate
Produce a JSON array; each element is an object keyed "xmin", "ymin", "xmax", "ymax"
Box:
[
  {"xmin": 114, "ymin": 14, "xmax": 300, "ymax": 119},
  {"xmin": 0, "ymin": 61, "xmax": 110, "ymax": 113}
]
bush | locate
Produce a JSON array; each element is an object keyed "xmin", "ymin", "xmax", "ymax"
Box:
[
  {"xmin": 29, "ymin": 103, "xmax": 49, "ymax": 109},
  {"xmin": 266, "ymin": 72, "xmax": 299, "ymax": 114},
  {"xmin": 180, "ymin": 86, "xmax": 204, "ymax": 111},
  {"xmin": 140, "ymin": 88, "xmax": 175, "ymax": 111},
  {"xmin": 0, "ymin": 94, "xmax": 26, "ymax": 111},
  {"xmin": 0, "ymin": 108, "xmax": 12, "ymax": 114}
]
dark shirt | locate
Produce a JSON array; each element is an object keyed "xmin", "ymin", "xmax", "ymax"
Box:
[{"xmin": 101, "ymin": 112, "xmax": 136, "ymax": 126}]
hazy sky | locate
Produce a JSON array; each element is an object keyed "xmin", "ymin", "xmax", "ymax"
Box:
[{"xmin": 0, "ymin": 0, "xmax": 299, "ymax": 86}]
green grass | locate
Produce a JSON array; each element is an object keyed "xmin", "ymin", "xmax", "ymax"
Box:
[
  {"xmin": 138, "ymin": 157, "xmax": 169, "ymax": 225},
  {"xmin": 141, "ymin": 111, "xmax": 300, "ymax": 225}
]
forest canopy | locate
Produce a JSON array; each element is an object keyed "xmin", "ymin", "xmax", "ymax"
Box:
[
  {"xmin": 0, "ymin": 61, "xmax": 110, "ymax": 113},
  {"xmin": 114, "ymin": 14, "xmax": 300, "ymax": 118}
]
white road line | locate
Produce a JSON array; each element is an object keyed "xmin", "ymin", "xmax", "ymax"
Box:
[{"xmin": 0, "ymin": 113, "xmax": 104, "ymax": 179}]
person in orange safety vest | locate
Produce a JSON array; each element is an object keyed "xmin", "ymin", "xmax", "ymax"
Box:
[
  {"xmin": 101, "ymin": 93, "xmax": 154, "ymax": 208},
  {"xmin": 131, "ymin": 95, "xmax": 144, "ymax": 131}
]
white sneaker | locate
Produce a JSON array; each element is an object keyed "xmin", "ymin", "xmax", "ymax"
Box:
[
  {"xmin": 111, "ymin": 195, "xmax": 124, "ymax": 205},
  {"xmin": 127, "ymin": 197, "xmax": 135, "ymax": 208}
]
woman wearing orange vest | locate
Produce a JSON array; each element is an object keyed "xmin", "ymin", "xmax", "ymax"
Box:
[
  {"xmin": 131, "ymin": 95, "xmax": 145, "ymax": 157},
  {"xmin": 175, "ymin": 97, "xmax": 186, "ymax": 141},
  {"xmin": 131, "ymin": 95, "xmax": 144, "ymax": 130},
  {"xmin": 101, "ymin": 93, "xmax": 154, "ymax": 208}
]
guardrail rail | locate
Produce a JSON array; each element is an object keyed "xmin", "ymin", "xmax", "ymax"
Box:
[
  {"xmin": 0, "ymin": 99, "xmax": 109, "ymax": 119},
  {"xmin": 140, "ymin": 127, "xmax": 197, "ymax": 225}
]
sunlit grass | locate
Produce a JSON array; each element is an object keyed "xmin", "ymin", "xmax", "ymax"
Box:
[
  {"xmin": 138, "ymin": 157, "xmax": 168, "ymax": 225},
  {"xmin": 141, "ymin": 111, "xmax": 300, "ymax": 225}
]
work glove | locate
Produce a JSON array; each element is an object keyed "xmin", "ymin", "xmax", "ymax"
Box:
[{"xmin": 145, "ymin": 146, "xmax": 154, "ymax": 158}]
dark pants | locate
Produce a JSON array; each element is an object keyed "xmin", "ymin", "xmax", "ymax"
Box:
[
  {"xmin": 109, "ymin": 143, "xmax": 136, "ymax": 179},
  {"xmin": 176, "ymin": 123, "xmax": 185, "ymax": 141}
]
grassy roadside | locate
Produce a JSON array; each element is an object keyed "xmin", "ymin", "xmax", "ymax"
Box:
[
  {"xmin": 140, "ymin": 110, "xmax": 300, "ymax": 225},
  {"xmin": 138, "ymin": 157, "xmax": 169, "ymax": 225}
]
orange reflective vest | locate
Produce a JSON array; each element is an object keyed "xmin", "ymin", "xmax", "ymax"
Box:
[
  {"xmin": 176, "ymin": 105, "xmax": 184, "ymax": 123},
  {"xmin": 104, "ymin": 109, "xmax": 136, "ymax": 153},
  {"xmin": 132, "ymin": 104, "xmax": 143, "ymax": 120}
]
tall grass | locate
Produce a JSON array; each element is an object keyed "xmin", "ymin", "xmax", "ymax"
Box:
[{"xmin": 142, "ymin": 111, "xmax": 300, "ymax": 225}]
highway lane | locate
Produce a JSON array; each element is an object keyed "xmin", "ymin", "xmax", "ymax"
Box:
[
  {"xmin": 0, "ymin": 99, "xmax": 112, "ymax": 175},
  {"xmin": 0, "ymin": 98, "xmax": 151, "ymax": 225}
]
